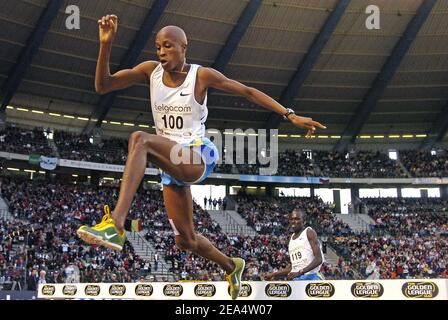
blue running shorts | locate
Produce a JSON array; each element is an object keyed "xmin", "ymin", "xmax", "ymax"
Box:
[
  {"xmin": 160, "ymin": 137, "xmax": 219, "ymax": 186},
  {"xmin": 293, "ymin": 272, "xmax": 325, "ymax": 281}
]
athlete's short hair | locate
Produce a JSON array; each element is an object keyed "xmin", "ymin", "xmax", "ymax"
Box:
[{"xmin": 292, "ymin": 207, "xmax": 306, "ymax": 216}]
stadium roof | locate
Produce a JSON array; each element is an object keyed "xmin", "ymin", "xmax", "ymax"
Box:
[{"xmin": 1, "ymin": 0, "xmax": 448, "ymax": 148}]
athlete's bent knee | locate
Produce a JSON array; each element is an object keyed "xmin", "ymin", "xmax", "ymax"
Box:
[
  {"xmin": 130, "ymin": 131, "xmax": 146, "ymax": 144},
  {"xmin": 130, "ymin": 131, "xmax": 154, "ymax": 152}
]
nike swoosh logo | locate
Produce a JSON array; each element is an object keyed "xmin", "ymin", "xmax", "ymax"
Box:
[
  {"xmin": 104, "ymin": 232, "xmax": 117, "ymax": 240},
  {"xmin": 180, "ymin": 92, "xmax": 190, "ymax": 96}
]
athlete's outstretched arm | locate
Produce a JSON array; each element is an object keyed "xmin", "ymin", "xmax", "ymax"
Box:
[
  {"xmin": 287, "ymin": 228, "xmax": 323, "ymax": 280},
  {"xmin": 263, "ymin": 264, "xmax": 292, "ymax": 281},
  {"xmin": 201, "ymin": 67, "xmax": 326, "ymax": 137},
  {"xmin": 95, "ymin": 14, "xmax": 157, "ymax": 94}
]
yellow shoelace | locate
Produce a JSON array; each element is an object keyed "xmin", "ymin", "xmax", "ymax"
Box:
[{"xmin": 93, "ymin": 205, "xmax": 113, "ymax": 229}]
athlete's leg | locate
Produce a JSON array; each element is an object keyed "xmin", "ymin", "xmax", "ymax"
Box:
[
  {"xmin": 112, "ymin": 131, "xmax": 205, "ymax": 232},
  {"xmin": 163, "ymin": 185, "xmax": 235, "ymax": 274}
]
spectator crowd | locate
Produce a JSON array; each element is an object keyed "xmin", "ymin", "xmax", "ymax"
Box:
[
  {"xmin": 54, "ymin": 131, "xmax": 128, "ymax": 165},
  {"xmin": 0, "ymin": 176, "xmax": 158, "ymax": 290},
  {"xmin": 401, "ymin": 150, "xmax": 448, "ymax": 177},
  {"xmin": 1, "ymin": 125, "xmax": 448, "ymax": 288},
  {"xmin": 0, "ymin": 126, "xmax": 55, "ymax": 156},
  {"xmin": 4, "ymin": 125, "xmax": 448, "ymax": 178}
]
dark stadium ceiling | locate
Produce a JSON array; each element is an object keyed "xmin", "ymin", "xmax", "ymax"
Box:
[{"xmin": 1, "ymin": 0, "xmax": 448, "ymax": 146}]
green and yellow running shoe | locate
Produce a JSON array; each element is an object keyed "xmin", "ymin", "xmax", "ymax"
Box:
[
  {"xmin": 77, "ymin": 205, "xmax": 126, "ymax": 251},
  {"xmin": 225, "ymin": 257, "xmax": 246, "ymax": 300}
]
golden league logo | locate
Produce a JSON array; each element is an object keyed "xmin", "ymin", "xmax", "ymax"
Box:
[
  {"xmin": 135, "ymin": 284, "xmax": 153, "ymax": 297},
  {"xmin": 194, "ymin": 284, "xmax": 216, "ymax": 297},
  {"xmin": 62, "ymin": 285, "xmax": 77, "ymax": 296},
  {"xmin": 163, "ymin": 284, "xmax": 183, "ymax": 297},
  {"xmin": 351, "ymin": 282, "xmax": 384, "ymax": 298},
  {"xmin": 265, "ymin": 283, "xmax": 292, "ymax": 298},
  {"xmin": 41, "ymin": 285, "xmax": 56, "ymax": 296},
  {"xmin": 306, "ymin": 283, "xmax": 335, "ymax": 298},
  {"xmin": 402, "ymin": 282, "xmax": 439, "ymax": 299},
  {"xmin": 85, "ymin": 285, "xmax": 101, "ymax": 296}
]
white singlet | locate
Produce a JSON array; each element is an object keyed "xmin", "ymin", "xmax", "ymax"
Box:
[
  {"xmin": 150, "ymin": 63, "xmax": 208, "ymax": 144},
  {"xmin": 288, "ymin": 227, "xmax": 324, "ymax": 274}
]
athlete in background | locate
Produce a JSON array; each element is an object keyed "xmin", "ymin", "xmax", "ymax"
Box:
[{"xmin": 263, "ymin": 208, "xmax": 325, "ymax": 281}]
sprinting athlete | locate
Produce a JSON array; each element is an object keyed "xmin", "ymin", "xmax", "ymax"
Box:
[
  {"xmin": 264, "ymin": 208, "xmax": 325, "ymax": 281},
  {"xmin": 77, "ymin": 15, "xmax": 326, "ymax": 299}
]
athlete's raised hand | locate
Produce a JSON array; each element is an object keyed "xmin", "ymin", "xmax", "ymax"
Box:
[
  {"xmin": 98, "ymin": 14, "xmax": 118, "ymax": 44},
  {"xmin": 288, "ymin": 114, "xmax": 326, "ymax": 139}
]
